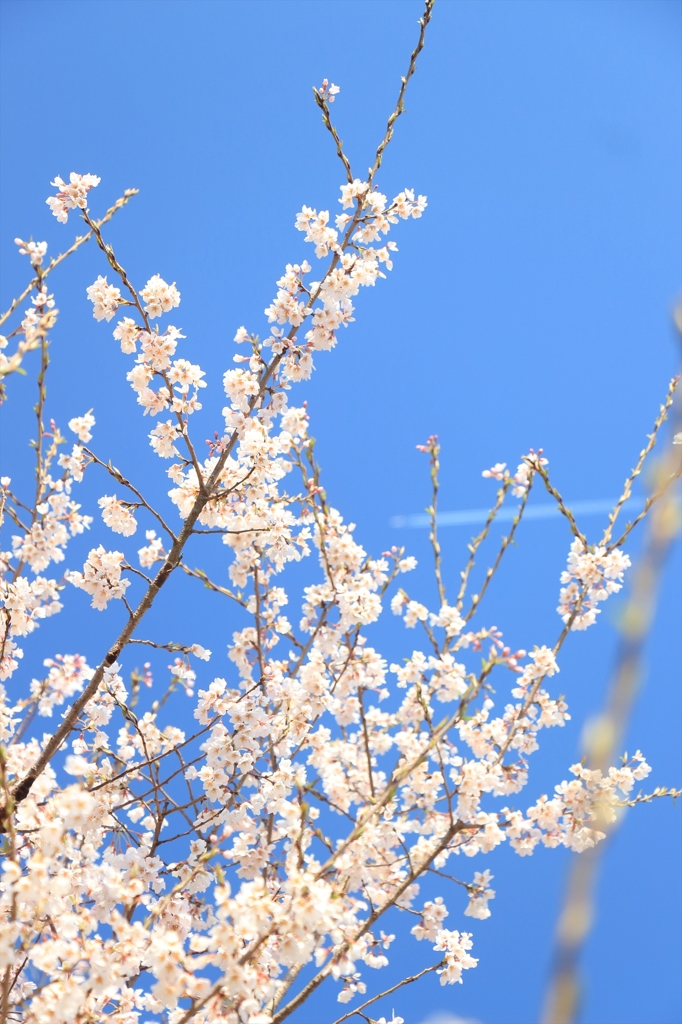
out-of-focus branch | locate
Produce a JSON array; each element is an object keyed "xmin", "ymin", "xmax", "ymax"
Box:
[{"xmin": 541, "ymin": 322, "xmax": 682, "ymax": 1024}]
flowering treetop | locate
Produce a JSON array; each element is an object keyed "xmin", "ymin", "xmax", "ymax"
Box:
[{"xmin": 1, "ymin": 3, "xmax": 680, "ymax": 1023}]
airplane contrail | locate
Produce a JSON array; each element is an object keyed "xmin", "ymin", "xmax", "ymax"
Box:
[{"xmin": 389, "ymin": 498, "xmax": 646, "ymax": 530}]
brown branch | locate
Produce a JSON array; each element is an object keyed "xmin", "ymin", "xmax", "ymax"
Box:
[{"xmin": 358, "ymin": 687, "xmax": 376, "ymax": 800}]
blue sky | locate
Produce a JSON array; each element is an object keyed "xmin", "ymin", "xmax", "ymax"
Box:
[{"xmin": 1, "ymin": 2, "xmax": 681, "ymax": 1022}]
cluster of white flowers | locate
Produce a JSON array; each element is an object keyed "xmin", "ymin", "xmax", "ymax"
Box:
[
  {"xmin": 29, "ymin": 653, "xmax": 93, "ymax": 717},
  {"xmin": 140, "ymin": 273, "xmax": 181, "ymax": 318},
  {"xmin": 138, "ymin": 529, "xmax": 166, "ymax": 568},
  {"xmin": 149, "ymin": 419, "xmax": 182, "ymax": 458},
  {"xmin": 464, "ymin": 869, "xmax": 496, "ymax": 919},
  {"xmin": 65, "ymin": 545, "xmax": 130, "ymax": 609},
  {"xmin": 46, "ymin": 171, "xmax": 100, "ymax": 222},
  {"xmin": 110, "ymin": 308, "xmax": 207, "ymax": 422},
  {"xmin": 505, "ymin": 752, "xmax": 651, "ymax": 855},
  {"xmin": 98, "ymin": 494, "xmax": 138, "ymax": 536},
  {"xmin": 86, "ymin": 275, "xmax": 122, "ymax": 321},
  {"xmin": 10, "ymin": 481, "xmax": 92, "ymax": 573},
  {"xmin": 0, "ymin": 444, "xmax": 93, "ymax": 683},
  {"xmin": 433, "ymin": 929, "xmax": 478, "ymax": 985},
  {"xmin": 482, "ymin": 451, "xmax": 547, "ymax": 497},
  {"xmin": 558, "ymin": 537, "xmax": 631, "ymax": 630},
  {"xmin": 0, "ymin": 574, "xmax": 62, "ymax": 641},
  {"xmin": 67, "ymin": 409, "xmax": 95, "ymax": 443},
  {"xmin": 15, "ymin": 237, "xmax": 48, "ymax": 266}
]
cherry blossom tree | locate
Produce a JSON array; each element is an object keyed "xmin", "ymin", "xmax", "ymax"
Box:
[{"xmin": 1, "ymin": 3, "xmax": 680, "ymax": 1023}]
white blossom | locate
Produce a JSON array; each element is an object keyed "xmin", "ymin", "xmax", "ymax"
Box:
[
  {"xmin": 86, "ymin": 275, "xmax": 121, "ymax": 322},
  {"xmin": 46, "ymin": 171, "xmax": 100, "ymax": 222},
  {"xmin": 66, "ymin": 546, "xmax": 130, "ymax": 609},
  {"xmin": 140, "ymin": 274, "xmax": 181, "ymax": 318},
  {"xmin": 98, "ymin": 495, "xmax": 138, "ymax": 537}
]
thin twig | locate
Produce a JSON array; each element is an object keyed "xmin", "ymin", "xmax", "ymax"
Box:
[
  {"xmin": 455, "ymin": 481, "xmax": 510, "ymax": 611},
  {"xmin": 368, "ymin": 0, "xmax": 436, "ymax": 187},
  {"xmin": 83, "ymin": 448, "xmax": 178, "ymax": 542},
  {"xmin": 312, "ymin": 88, "xmax": 354, "ymax": 184},
  {"xmin": 332, "ymin": 961, "xmax": 443, "ymax": 1023},
  {"xmin": 601, "ymin": 375, "xmax": 679, "ymax": 546},
  {"xmin": 464, "ymin": 478, "xmax": 533, "ymax": 623},
  {"xmin": 529, "ymin": 461, "xmax": 587, "ymax": 548}
]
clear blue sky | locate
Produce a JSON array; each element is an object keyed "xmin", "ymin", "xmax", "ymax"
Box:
[{"xmin": 1, "ymin": 2, "xmax": 681, "ymax": 1023}]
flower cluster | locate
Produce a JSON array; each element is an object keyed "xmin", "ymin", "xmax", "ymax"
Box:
[
  {"xmin": 464, "ymin": 870, "xmax": 496, "ymax": 919},
  {"xmin": 140, "ymin": 274, "xmax": 181, "ymax": 319},
  {"xmin": 505, "ymin": 752, "xmax": 651, "ymax": 855},
  {"xmin": 65, "ymin": 545, "xmax": 130, "ymax": 609},
  {"xmin": 318, "ymin": 78, "xmax": 340, "ymax": 103},
  {"xmin": 482, "ymin": 451, "xmax": 547, "ymax": 497},
  {"xmin": 46, "ymin": 171, "xmax": 100, "ymax": 222},
  {"xmin": 138, "ymin": 529, "xmax": 166, "ymax": 568},
  {"xmin": 10, "ymin": 479, "xmax": 92, "ymax": 573},
  {"xmin": 15, "ymin": 237, "xmax": 47, "ymax": 266},
  {"xmin": 68, "ymin": 410, "xmax": 95, "ymax": 443},
  {"xmin": 111, "ymin": 310, "xmax": 207, "ymax": 421},
  {"xmin": 0, "ymin": 436, "xmax": 92, "ymax": 682},
  {"xmin": 558, "ymin": 537, "xmax": 631, "ymax": 630},
  {"xmin": 433, "ymin": 929, "xmax": 478, "ymax": 985},
  {"xmin": 86, "ymin": 275, "xmax": 121, "ymax": 321},
  {"xmin": 29, "ymin": 653, "xmax": 93, "ymax": 717},
  {"xmin": 98, "ymin": 495, "xmax": 138, "ymax": 537}
]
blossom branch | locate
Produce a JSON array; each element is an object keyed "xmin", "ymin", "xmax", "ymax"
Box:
[
  {"xmin": 312, "ymin": 82, "xmax": 354, "ymax": 184},
  {"xmin": 82, "ymin": 447, "xmax": 178, "ymax": 541},
  {"xmin": 0, "ymin": 188, "xmax": 138, "ymax": 330}
]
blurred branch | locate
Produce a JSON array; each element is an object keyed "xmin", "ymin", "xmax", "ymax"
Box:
[{"xmin": 541, "ymin": 311, "xmax": 682, "ymax": 1024}]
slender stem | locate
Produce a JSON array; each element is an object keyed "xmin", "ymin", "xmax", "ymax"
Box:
[
  {"xmin": 421, "ymin": 435, "xmax": 445, "ymax": 606},
  {"xmin": 606, "ymin": 463, "xmax": 682, "ymax": 552},
  {"xmin": 601, "ymin": 375, "xmax": 679, "ymax": 546},
  {"xmin": 358, "ymin": 687, "xmax": 376, "ymax": 799},
  {"xmin": 368, "ymin": 0, "xmax": 436, "ymax": 186},
  {"xmin": 464, "ymin": 478, "xmax": 532, "ymax": 623},
  {"xmin": 456, "ymin": 482, "xmax": 510, "ymax": 611},
  {"xmin": 313, "ymin": 89, "xmax": 354, "ymax": 184}
]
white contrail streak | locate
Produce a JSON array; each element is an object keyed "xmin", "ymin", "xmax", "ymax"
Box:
[{"xmin": 389, "ymin": 498, "xmax": 645, "ymax": 530}]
